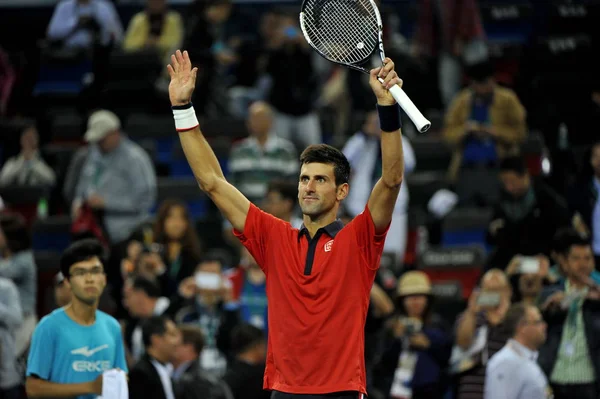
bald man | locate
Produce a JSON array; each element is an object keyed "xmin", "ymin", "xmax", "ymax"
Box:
[
  {"xmin": 224, "ymin": 101, "xmax": 300, "ymax": 244},
  {"xmin": 454, "ymin": 269, "xmax": 513, "ymax": 399}
]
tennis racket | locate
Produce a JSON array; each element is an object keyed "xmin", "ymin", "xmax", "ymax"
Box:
[{"xmin": 299, "ymin": 0, "xmax": 431, "ymax": 133}]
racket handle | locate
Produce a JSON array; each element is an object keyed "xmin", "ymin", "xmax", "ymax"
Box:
[{"xmin": 381, "ymin": 80, "xmax": 431, "ymax": 133}]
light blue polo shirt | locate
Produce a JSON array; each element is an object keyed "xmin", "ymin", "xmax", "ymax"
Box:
[
  {"xmin": 26, "ymin": 308, "xmax": 127, "ymax": 399},
  {"xmin": 485, "ymin": 339, "xmax": 551, "ymax": 399}
]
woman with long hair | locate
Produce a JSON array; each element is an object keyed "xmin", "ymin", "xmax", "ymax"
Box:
[{"xmin": 153, "ymin": 198, "xmax": 203, "ymax": 285}]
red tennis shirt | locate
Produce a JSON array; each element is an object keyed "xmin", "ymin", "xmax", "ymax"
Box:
[{"xmin": 233, "ymin": 203, "xmax": 389, "ymax": 395}]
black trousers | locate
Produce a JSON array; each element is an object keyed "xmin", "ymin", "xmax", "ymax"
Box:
[
  {"xmin": 551, "ymin": 382, "xmax": 596, "ymax": 399},
  {"xmin": 271, "ymin": 391, "xmax": 363, "ymax": 399}
]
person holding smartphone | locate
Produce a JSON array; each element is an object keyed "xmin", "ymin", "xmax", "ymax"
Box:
[{"xmin": 453, "ymin": 269, "xmax": 512, "ymax": 399}]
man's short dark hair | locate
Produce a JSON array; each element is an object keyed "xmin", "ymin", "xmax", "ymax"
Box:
[
  {"xmin": 230, "ymin": 323, "xmax": 265, "ymax": 355},
  {"xmin": 499, "ymin": 155, "xmax": 528, "ymax": 176},
  {"xmin": 299, "ymin": 144, "xmax": 350, "ymax": 186},
  {"xmin": 503, "ymin": 303, "xmax": 529, "ymax": 337},
  {"xmin": 131, "ymin": 276, "xmax": 161, "ymax": 298},
  {"xmin": 141, "ymin": 315, "xmax": 170, "ymax": 348},
  {"xmin": 0, "ymin": 213, "xmax": 31, "ymax": 253},
  {"xmin": 552, "ymin": 227, "xmax": 590, "ymax": 256},
  {"xmin": 60, "ymin": 238, "xmax": 105, "ymax": 278},
  {"xmin": 268, "ymin": 180, "xmax": 297, "ymax": 203},
  {"xmin": 467, "ymin": 61, "xmax": 494, "ymax": 83},
  {"xmin": 179, "ymin": 324, "xmax": 205, "ymax": 355}
]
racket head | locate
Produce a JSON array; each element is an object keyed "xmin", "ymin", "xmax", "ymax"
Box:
[{"xmin": 299, "ymin": 0, "xmax": 384, "ymax": 74}]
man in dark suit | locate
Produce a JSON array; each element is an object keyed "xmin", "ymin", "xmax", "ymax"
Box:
[
  {"xmin": 223, "ymin": 324, "xmax": 269, "ymax": 399},
  {"xmin": 173, "ymin": 324, "xmax": 233, "ymax": 399},
  {"xmin": 129, "ymin": 316, "xmax": 182, "ymax": 399}
]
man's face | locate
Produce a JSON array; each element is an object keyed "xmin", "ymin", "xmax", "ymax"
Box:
[
  {"xmin": 127, "ymin": 289, "xmax": 151, "ymax": 318},
  {"xmin": 521, "ymin": 307, "xmax": 546, "ymax": 348},
  {"xmin": 154, "ymin": 320, "xmax": 182, "ymax": 361},
  {"xmin": 247, "ymin": 105, "xmax": 272, "ymax": 137},
  {"xmin": 472, "ymin": 78, "xmax": 494, "ymax": 97},
  {"xmin": 263, "ymin": 190, "xmax": 293, "ymax": 219},
  {"xmin": 499, "ymin": 171, "xmax": 530, "ymax": 198},
  {"xmin": 20, "ymin": 127, "xmax": 39, "ymax": 152},
  {"xmin": 147, "ymin": 0, "xmax": 165, "ymax": 14},
  {"xmin": 566, "ymin": 244, "xmax": 594, "ymax": 281},
  {"xmin": 67, "ymin": 257, "xmax": 106, "ymax": 306},
  {"xmin": 590, "ymin": 143, "xmax": 600, "ymax": 177},
  {"xmin": 98, "ymin": 131, "xmax": 120, "ymax": 153},
  {"xmin": 362, "ymin": 111, "xmax": 381, "ymax": 138},
  {"xmin": 298, "ymin": 163, "xmax": 346, "ymax": 218}
]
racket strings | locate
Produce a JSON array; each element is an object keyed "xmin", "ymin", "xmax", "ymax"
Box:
[{"xmin": 302, "ymin": 0, "xmax": 379, "ymax": 64}]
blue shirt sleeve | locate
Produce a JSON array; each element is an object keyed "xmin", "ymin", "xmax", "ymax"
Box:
[{"xmin": 26, "ymin": 317, "xmax": 55, "ymax": 379}]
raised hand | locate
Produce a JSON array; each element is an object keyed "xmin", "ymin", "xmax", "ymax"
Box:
[
  {"xmin": 369, "ymin": 58, "xmax": 403, "ymax": 106},
  {"xmin": 167, "ymin": 50, "xmax": 198, "ymax": 106}
]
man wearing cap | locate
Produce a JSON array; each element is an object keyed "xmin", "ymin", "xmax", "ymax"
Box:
[{"xmin": 73, "ymin": 109, "xmax": 157, "ymax": 244}]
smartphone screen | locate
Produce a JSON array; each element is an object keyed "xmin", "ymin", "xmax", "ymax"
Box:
[
  {"xmin": 477, "ymin": 292, "xmax": 501, "ymax": 307},
  {"xmin": 520, "ymin": 257, "xmax": 540, "ymax": 274},
  {"xmin": 195, "ymin": 272, "xmax": 221, "ymax": 290}
]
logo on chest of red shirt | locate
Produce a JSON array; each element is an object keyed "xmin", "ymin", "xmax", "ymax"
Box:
[{"xmin": 324, "ymin": 239, "xmax": 334, "ymax": 252}]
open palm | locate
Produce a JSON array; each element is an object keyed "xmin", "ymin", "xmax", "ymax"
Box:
[{"xmin": 167, "ymin": 50, "xmax": 198, "ymax": 106}]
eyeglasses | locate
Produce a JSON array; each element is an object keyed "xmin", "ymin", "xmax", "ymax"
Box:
[{"xmin": 70, "ymin": 267, "xmax": 104, "ymax": 278}]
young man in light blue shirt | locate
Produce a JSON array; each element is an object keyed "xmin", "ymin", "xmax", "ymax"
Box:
[
  {"xmin": 485, "ymin": 303, "xmax": 551, "ymax": 399},
  {"xmin": 26, "ymin": 239, "xmax": 127, "ymax": 398}
]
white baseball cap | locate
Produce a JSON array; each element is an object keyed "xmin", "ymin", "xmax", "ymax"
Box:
[{"xmin": 84, "ymin": 110, "xmax": 121, "ymax": 142}]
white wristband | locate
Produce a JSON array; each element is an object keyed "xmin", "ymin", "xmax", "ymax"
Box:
[{"xmin": 172, "ymin": 104, "xmax": 199, "ymax": 132}]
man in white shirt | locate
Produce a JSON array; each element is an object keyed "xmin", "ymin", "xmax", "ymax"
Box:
[
  {"xmin": 485, "ymin": 303, "xmax": 551, "ymax": 399},
  {"xmin": 342, "ymin": 110, "xmax": 416, "ymax": 264}
]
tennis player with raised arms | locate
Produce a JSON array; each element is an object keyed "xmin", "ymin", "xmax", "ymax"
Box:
[{"xmin": 168, "ymin": 46, "xmax": 404, "ymax": 398}]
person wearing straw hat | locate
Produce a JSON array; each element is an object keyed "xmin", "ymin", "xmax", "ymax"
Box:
[{"xmin": 373, "ymin": 271, "xmax": 452, "ymax": 399}]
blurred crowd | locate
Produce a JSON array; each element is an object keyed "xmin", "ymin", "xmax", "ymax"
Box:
[{"xmin": 0, "ymin": 0, "xmax": 600, "ymax": 398}]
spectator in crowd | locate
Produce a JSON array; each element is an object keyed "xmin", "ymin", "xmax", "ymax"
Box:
[
  {"xmin": 175, "ymin": 255, "xmax": 240, "ymax": 377},
  {"xmin": 412, "ymin": 0, "xmax": 486, "ymax": 107},
  {"xmin": 182, "ymin": 0, "xmax": 258, "ymax": 114},
  {"xmin": 227, "ymin": 101, "xmax": 297, "ymax": 204},
  {"xmin": 343, "ymin": 110, "xmax": 417, "ymax": 264},
  {"xmin": 568, "ymin": 140, "xmax": 600, "ymax": 266},
  {"xmin": 373, "ymin": 271, "xmax": 451, "ymax": 399},
  {"xmin": 538, "ymin": 235, "xmax": 600, "ymax": 399},
  {"xmin": 0, "ymin": 276, "xmax": 22, "ymax": 399},
  {"xmin": 123, "ymin": 276, "xmax": 173, "ymax": 365},
  {"xmin": 46, "ymin": 0, "xmax": 123, "ymax": 51},
  {"xmin": 25, "ymin": 239, "xmax": 127, "ymax": 399},
  {"xmin": 504, "ymin": 254, "xmax": 551, "ymax": 305},
  {"xmin": 223, "ymin": 323, "xmax": 269, "ymax": 399},
  {"xmin": 154, "ymin": 199, "xmax": 203, "ymax": 286},
  {"xmin": 174, "ymin": 324, "xmax": 233, "ymax": 399},
  {"xmin": 54, "ymin": 271, "xmax": 72, "ymax": 308},
  {"xmin": 123, "ymin": 0, "xmax": 183, "ymax": 60},
  {"xmin": 452, "ymin": 269, "xmax": 512, "ymax": 399},
  {"xmin": 484, "ymin": 303, "xmax": 549, "ymax": 399},
  {"xmin": 548, "ymin": 227, "xmax": 600, "ymax": 284},
  {"xmin": 227, "ymin": 247, "xmax": 267, "ymax": 331},
  {"xmin": 128, "ymin": 315, "xmax": 182, "ymax": 399},
  {"xmin": 63, "ymin": 145, "xmax": 90, "ymax": 205},
  {"xmin": 0, "ymin": 125, "xmax": 56, "ymax": 187},
  {"xmin": 265, "ymin": 11, "xmax": 322, "ymax": 148},
  {"xmin": 444, "ymin": 61, "xmax": 527, "ymax": 207},
  {"xmin": 172, "ymin": 324, "xmax": 204, "ymax": 381},
  {"xmin": 0, "ymin": 213, "xmax": 37, "ymax": 359},
  {"xmin": 486, "ymin": 155, "xmax": 571, "ymax": 270},
  {"xmin": 72, "ymin": 109, "xmax": 157, "ymax": 244},
  {"xmin": 262, "ymin": 179, "xmax": 302, "ymax": 228}
]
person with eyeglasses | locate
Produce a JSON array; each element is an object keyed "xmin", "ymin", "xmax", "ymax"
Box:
[
  {"xmin": 484, "ymin": 303, "xmax": 551, "ymax": 399},
  {"xmin": 25, "ymin": 239, "xmax": 127, "ymax": 399}
]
